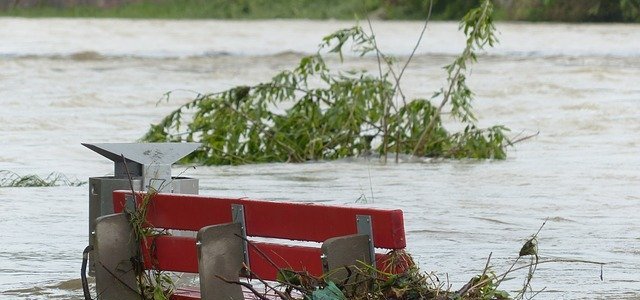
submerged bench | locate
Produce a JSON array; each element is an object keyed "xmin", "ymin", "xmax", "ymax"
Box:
[{"xmin": 94, "ymin": 190, "xmax": 407, "ymax": 300}]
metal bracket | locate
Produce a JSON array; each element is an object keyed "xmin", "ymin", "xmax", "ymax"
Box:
[
  {"xmin": 124, "ymin": 194, "xmax": 136, "ymax": 213},
  {"xmin": 356, "ymin": 215, "xmax": 376, "ymax": 268},
  {"xmin": 231, "ymin": 204, "xmax": 250, "ymax": 270}
]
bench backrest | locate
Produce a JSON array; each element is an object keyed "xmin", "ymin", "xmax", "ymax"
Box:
[{"xmin": 112, "ymin": 190, "xmax": 406, "ymax": 280}]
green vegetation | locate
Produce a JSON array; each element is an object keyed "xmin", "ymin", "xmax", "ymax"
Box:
[
  {"xmin": 2, "ymin": 0, "xmax": 639, "ymax": 22},
  {"xmin": 121, "ymin": 154, "xmax": 176, "ymax": 300},
  {"xmin": 246, "ymin": 250, "xmax": 514, "ymax": 300},
  {"xmin": 143, "ymin": 0, "xmax": 513, "ymax": 165},
  {"xmin": 500, "ymin": 0, "xmax": 640, "ymax": 22},
  {"xmin": 237, "ymin": 219, "xmax": 603, "ymax": 300},
  {"xmin": 126, "ymin": 190, "xmax": 176, "ymax": 300},
  {"xmin": 1, "ymin": 0, "xmax": 379, "ymax": 19},
  {"xmin": 0, "ymin": 170, "xmax": 85, "ymax": 187},
  {"xmin": 380, "ymin": 0, "xmax": 640, "ymax": 22}
]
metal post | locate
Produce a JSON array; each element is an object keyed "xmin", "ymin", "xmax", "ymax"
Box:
[
  {"xmin": 231, "ymin": 204, "xmax": 250, "ymax": 271},
  {"xmin": 356, "ymin": 215, "xmax": 376, "ymax": 269}
]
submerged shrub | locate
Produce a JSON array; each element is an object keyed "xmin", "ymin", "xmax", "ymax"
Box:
[
  {"xmin": 143, "ymin": 0, "xmax": 511, "ymax": 165},
  {"xmin": 0, "ymin": 170, "xmax": 85, "ymax": 187}
]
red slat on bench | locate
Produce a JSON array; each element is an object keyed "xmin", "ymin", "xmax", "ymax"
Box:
[
  {"xmin": 248, "ymin": 242, "xmax": 323, "ymax": 279},
  {"xmin": 113, "ymin": 191, "xmax": 406, "ymax": 249},
  {"xmin": 141, "ymin": 235, "xmax": 395, "ymax": 284},
  {"xmin": 140, "ymin": 235, "xmax": 324, "ymax": 280},
  {"xmin": 248, "ymin": 245, "xmax": 398, "ymax": 279},
  {"xmin": 141, "ymin": 236, "xmax": 197, "ymax": 273}
]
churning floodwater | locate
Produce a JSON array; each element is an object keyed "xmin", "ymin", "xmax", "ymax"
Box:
[{"xmin": 0, "ymin": 18, "xmax": 638, "ymax": 299}]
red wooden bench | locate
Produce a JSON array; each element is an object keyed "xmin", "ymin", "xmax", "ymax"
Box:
[{"xmin": 93, "ymin": 190, "xmax": 407, "ymax": 300}]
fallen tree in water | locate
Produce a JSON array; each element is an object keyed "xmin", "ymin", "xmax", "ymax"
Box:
[{"xmin": 143, "ymin": 0, "xmax": 518, "ymax": 165}]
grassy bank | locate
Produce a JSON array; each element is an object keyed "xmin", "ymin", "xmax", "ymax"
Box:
[
  {"xmin": 1, "ymin": 0, "xmax": 461, "ymax": 20},
  {"xmin": 2, "ymin": 0, "xmax": 638, "ymax": 22},
  {"xmin": 1, "ymin": 0, "xmax": 380, "ymax": 19},
  {"xmin": 1, "ymin": 0, "xmax": 387, "ymax": 19}
]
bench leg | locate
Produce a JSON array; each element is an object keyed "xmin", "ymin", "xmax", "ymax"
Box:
[
  {"xmin": 197, "ymin": 223, "xmax": 245, "ymax": 300},
  {"xmin": 321, "ymin": 234, "xmax": 373, "ymax": 294},
  {"xmin": 94, "ymin": 213, "xmax": 139, "ymax": 300}
]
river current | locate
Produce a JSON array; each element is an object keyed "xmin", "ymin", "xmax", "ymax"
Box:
[{"xmin": 0, "ymin": 18, "xmax": 638, "ymax": 299}]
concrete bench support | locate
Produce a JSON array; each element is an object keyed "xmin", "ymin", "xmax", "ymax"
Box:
[
  {"xmin": 321, "ymin": 234, "xmax": 372, "ymax": 286},
  {"xmin": 94, "ymin": 213, "xmax": 139, "ymax": 300},
  {"xmin": 197, "ymin": 223, "xmax": 245, "ymax": 300}
]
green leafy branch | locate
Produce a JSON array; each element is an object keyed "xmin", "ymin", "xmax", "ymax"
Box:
[{"xmin": 142, "ymin": 0, "xmax": 520, "ymax": 165}]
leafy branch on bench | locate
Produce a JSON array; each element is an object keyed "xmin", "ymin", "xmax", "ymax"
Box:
[
  {"xmin": 120, "ymin": 156, "xmax": 177, "ymax": 300},
  {"xmin": 142, "ymin": 0, "xmax": 526, "ymax": 165},
  {"xmin": 126, "ymin": 190, "xmax": 176, "ymax": 300}
]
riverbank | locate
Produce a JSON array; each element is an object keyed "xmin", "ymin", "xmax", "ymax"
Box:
[{"xmin": 2, "ymin": 0, "xmax": 639, "ymax": 22}]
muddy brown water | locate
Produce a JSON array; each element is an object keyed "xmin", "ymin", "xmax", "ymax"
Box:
[{"xmin": 0, "ymin": 19, "xmax": 638, "ymax": 299}]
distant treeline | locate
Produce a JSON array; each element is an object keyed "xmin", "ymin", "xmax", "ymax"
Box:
[{"xmin": 2, "ymin": 0, "xmax": 639, "ymax": 22}]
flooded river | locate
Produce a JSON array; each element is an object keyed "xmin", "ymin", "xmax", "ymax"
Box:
[{"xmin": 0, "ymin": 18, "xmax": 639, "ymax": 299}]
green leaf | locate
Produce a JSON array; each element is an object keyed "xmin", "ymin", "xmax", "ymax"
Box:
[
  {"xmin": 277, "ymin": 269, "xmax": 301, "ymax": 285},
  {"xmin": 311, "ymin": 282, "xmax": 346, "ymax": 300},
  {"xmin": 153, "ymin": 286, "xmax": 168, "ymax": 300}
]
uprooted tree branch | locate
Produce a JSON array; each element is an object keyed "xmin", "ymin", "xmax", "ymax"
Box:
[{"xmin": 142, "ymin": 0, "xmax": 526, "ymax": 165}]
